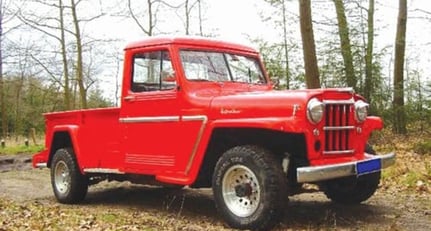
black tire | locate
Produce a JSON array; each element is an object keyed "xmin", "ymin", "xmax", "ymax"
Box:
[
  {"xmin": 212, "ymin": 145, "xmax": 287, "ymax": 230},
  {"xmin": 323, "ymin": 144, "xmax": 380, "ymax": 204},
  {"xmin": 51, "ymin": 148, "xmax": 88, "ymax": 204}
]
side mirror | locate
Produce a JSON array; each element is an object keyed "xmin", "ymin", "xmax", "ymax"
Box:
[
  {"xmin": 270, "ymin": 77, "xmax": 280, "ymax": 89},
  {"xmin": 162, "ymin": 70, "xmax": 176, "ymax": 82}
]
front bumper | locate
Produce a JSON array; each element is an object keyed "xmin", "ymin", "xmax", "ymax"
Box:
[{"xmin": 297, "ymin": 152, "xmax": 395, "ymax": 183}]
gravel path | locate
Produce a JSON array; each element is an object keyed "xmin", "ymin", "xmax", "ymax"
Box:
[{"xmin": 0, "ymin": 154, "xmax": 430, "ymax": 230}]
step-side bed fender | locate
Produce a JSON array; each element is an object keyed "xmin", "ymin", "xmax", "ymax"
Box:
[{"xmin": 33, "ymin": 125, "xmax": 81, "ymax": 170}]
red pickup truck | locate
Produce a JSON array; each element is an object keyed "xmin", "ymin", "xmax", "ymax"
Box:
[{"xmin": 33, "ymin": 36, "xmax": 395, "ymax": 230}]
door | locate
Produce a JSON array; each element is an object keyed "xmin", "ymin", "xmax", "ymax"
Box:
[{"xmin": 120, "ymin": 49, "xmax": 181, "ymax": 173}]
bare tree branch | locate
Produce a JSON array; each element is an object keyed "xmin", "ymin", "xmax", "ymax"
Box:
[
  {"xmin": 127, "ymin": 0, "xmax": 150, "ymax": 35},
  {"xmin": 17, "ymin": 14, "xmax": 61, "ymax": 42},
  {"xmin": 411, "ymin": 8, "xmax": 431, "ymax": 15},
  {"xmin": 29, "ymin": 53, "xmax": 64, "ymax": 87}
]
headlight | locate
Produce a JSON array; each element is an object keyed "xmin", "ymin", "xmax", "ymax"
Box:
[
  {"xmin": 307, "ymin": 98, "xmax": 324, "ymax": 124},
  {"xmin": 354, "ymin": 100, "xmax": 368, "ymax": 122}
]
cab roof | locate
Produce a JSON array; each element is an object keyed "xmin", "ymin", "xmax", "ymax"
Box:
[{"xmin": 124, "ymin": 36, "xmax": 258, "ymax": 54}]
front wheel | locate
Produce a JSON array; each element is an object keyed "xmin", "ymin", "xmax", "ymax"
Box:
[
  {"xmin": 51, "ymin": 148, "xmax": 88, "ymax": 204},
  {"xmin": 212, "ymin": 145, "xmax": 287, "ymax": 230},
  {"xmin": 322, "ymin": 144, "xmax": 380, "ymax": 204}
]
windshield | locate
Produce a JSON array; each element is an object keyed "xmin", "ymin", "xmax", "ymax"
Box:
[{"xmin": 179, "ymin": 50, "xmax": 267, "ymax": 84}]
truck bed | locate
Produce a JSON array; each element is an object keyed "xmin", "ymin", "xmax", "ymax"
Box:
[{"xmin": 43, "ymin": 107, "xmax": 122, "ymax": 169}]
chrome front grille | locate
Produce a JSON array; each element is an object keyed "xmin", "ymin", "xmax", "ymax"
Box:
[{"xmin": 323, "ymin": 101, "xmax": 355, "ymax": 155}]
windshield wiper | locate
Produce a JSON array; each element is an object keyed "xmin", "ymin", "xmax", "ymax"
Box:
[{"xmin": 189, "ymin": 78, "xmax": 212, "ymax": 82}]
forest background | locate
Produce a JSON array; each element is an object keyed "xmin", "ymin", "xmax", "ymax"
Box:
[{"xmin": 0, "ymin": 0, "xmax": 429, "ymax": 140}]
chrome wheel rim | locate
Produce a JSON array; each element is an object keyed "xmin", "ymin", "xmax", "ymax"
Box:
[
  {"xmin": 54, "ymin": 160, "xmax": 71, "ymax": 194},
  {"xmin": 222, "ymin": 165, "xmax": 260, "ymax": 217}
]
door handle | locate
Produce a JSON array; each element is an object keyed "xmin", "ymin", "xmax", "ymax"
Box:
[{"xmin": 123, "ymin": 95, "xmax": 135, "ymax": 101}]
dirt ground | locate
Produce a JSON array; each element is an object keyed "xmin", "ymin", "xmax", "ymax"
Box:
[{"xmin": 0, "ymin": 153, "xmax": 430, "ymax": 230}]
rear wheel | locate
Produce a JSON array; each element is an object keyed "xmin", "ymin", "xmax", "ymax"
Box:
[
  {"xmin": 322, "ymin": 144, "xmax": 380, "ymax": 204},
  {"xmin": 51, "ymin": 148, "xmax": 88, "ymax": 204},
  {"xmin": 212, "ymin": 145, "xmax": 287, "ymax": 230}
]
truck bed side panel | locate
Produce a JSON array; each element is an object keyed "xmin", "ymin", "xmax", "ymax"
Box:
[{"xmin": 45, "ymin": 107, "xmax": 122, "ymax": 169}]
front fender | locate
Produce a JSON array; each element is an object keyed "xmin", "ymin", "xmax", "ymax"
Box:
[
  {"xmin": 364, "ymin": 116, "xmax": 383, "ymax": 131},
  {"xmin": 360, "ymin": 116, "xmax": 383, "ymax": 142}
]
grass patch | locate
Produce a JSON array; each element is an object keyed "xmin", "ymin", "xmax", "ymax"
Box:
[
  {"xmin": 0, "ymin": 144, "xmax": 44, "ymax": 155},
  {"xmin": 413, "ymin": 140, "xmax": 431, "ymax": 155},
  {"xmin": 0, "ymin": 136, "xmax": 44, "ymax": 155},
  {"xmin": 376, "ymin": 131, "xmax": 431, "ymax": 192},
  {"xmin": 402, "ymin": 171, "xmax": 426, "ymax": 187},
  {"xmin": 100, "ymin": 213, "xmax": 118, "ymax": 223}
]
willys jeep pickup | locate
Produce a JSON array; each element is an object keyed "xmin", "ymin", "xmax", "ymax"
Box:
[{"xmin": 33, "ymin": 36, "xmax": 395, "ymax": 230}]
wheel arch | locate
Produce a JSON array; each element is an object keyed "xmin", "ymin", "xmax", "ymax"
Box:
[
  {"xmin": 191, "ymin": 127, "xmax": 309, "ymax": 188},
  {"xmin": 47, "ymin": 125, "xmax": 80, "ymax": 168}
]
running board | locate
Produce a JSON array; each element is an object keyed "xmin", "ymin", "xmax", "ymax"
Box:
[{"xmin": 83, "ymin": 168, "xmax": 124, "ymax": 174}]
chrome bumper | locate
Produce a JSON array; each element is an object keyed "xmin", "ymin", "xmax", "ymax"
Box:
[
  {"xmin": 297, "ymin": 152, "xmax": 395, "ymax": 183},
  {"xmin": 35, "ymin": 162, "xmax": 48, "ymax": 168}
]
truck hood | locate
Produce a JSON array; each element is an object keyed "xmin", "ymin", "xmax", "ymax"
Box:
[{"xmin": 208, "ymin": 89, "xmax": 323, "ymax": 120}]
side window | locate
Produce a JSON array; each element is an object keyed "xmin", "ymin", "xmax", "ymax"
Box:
[{"xmin": 132, "ymin": 50, "xmax": 176, "ymax": 92}]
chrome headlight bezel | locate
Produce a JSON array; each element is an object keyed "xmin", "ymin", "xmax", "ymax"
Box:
[
  {"xmin": 354, "ymin": 100, "xmax": 369, "ymax": 123},
  {"xmin": 307, "ymin": 98, "xmax": 324, "ymax": 124}
]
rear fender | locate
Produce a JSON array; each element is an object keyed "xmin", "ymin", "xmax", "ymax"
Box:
[{"xmin": 47, "ymin": 125, "xmax": 81, "ymax": 169}]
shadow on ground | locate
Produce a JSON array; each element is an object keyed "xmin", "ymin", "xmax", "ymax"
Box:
[{"xmin": 82, "ymin": 182, "xmax": 395, "ymax": 230}]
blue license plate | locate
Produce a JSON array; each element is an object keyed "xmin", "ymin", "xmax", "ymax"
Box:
[{"xmin": 357, "ymin": 158, "xmax": 381, "ymax": 175}]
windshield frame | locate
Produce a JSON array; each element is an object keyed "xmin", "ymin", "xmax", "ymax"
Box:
[{"xmin": 179, "ymin": 49, "xmax": 268, "ymax": 85}]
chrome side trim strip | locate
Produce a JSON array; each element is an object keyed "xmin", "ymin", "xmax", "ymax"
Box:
[
  {"xmin": 36, "ymin": 163, "xmax": 47, "ymax": 168},
  {"xmin": 125, "ymin": 154, "xmax": 175, "ymax": 166},
  {"xmin": 323, "ymin": 126, "xmax": 355, "ymax": 131},
  {"xmin": 84, "ymin": 168, "xmax": 124, "ymax": 174},
  {"xmin": 323, "ymin": 98, "xmax": 354, "ymax": 105},
  {"xmin": 119, "ymin": 116, "xmax": 180, "ymax": 123},
  {"xmin": 297, "ymin": 152, "xmax": 395, "ymax": 183},
  {"xmin": 183, "ymin": 115, "xmax": 208, "ymax": 174},
  {"xmin": 334, "ymin": 87, "xmax": 354, "ymax": 93},
  {"xmin": 182, "ymin": 115, "xmax": 208, "ymax": 122},
  {"xmin": 323, "ymin": 150, "xmax": 355, "ymax": 155}
]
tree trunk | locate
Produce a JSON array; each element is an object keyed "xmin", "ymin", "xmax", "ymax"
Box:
[
  {"xmin": 59, "ymin": 0, "xmax": 71, "ymax": 110},
  {"xmin": 14, "ymin": 69, "xmax": 25, "ymax": 136},
  {"xmin": 299, "ymin": 0, "xmax": 320, "ymax": 89},
  {"xmin": 393, "ymin": 0, "xmax": 407, "ymax": 134},
  {"xmin": 71, "ymin": 0, "xmax": 87, "ymax": 109},
  {"xmin": 333, "ymin": 0, "xmax": 356, "ymax": 90},
  {"xmin": 0, "ymin": 4, "xmax": 6, "ymax": 137},
  {"xmin": 282, "ymin": 0, "xmax": 290, "ymax": 89},
  {"xmin": 364, "ymin": 0, "xmax": 374, "ymax": 102}
]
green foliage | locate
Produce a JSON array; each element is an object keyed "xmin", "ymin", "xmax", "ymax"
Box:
[
  {"xmin": 87, "ymin": 87, "xmax": 114, "ymax": 108},
  {"xmin": 426, "ymin": 161, "xmax": 431, "ymax": 177},
  {"xmin": 402, "ymin": 171, "xmax": 425, "ymax": 188},
  {"xmin": 0, "ymin": 75, "xmax": 114, "ymax": 137},
  {"xmin": 251, "ymin": 37, "xmax": 304, "ymax": 90},
  {"xmin": 1, "ymin": 76, "xmax": 60, "ymax": 135},
  {"xmin": 413, "ymin": 140, "xmax": 431, "ymax": 155}
]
